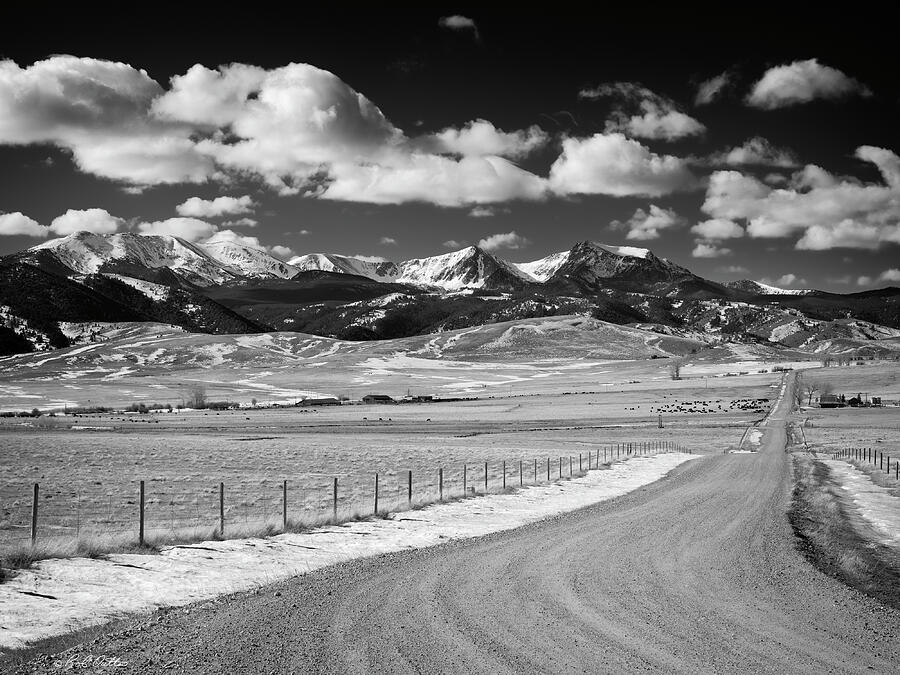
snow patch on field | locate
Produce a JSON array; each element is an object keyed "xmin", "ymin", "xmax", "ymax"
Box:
[
  {"xmin": 0, "ymin": 453, "xmax": 697, "ymax": 650},
  {"xmin": 822, "ymin": 459, "xmax": 900, "ymax": 549}
]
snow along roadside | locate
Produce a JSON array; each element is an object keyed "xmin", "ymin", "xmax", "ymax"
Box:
[
  {"xmin": 821, "ymin": 459, "xmax": 900, "ymax": 549},
  {"xmin": 0, "ymin": 453, "xmax": 698, "ymax": 651}
]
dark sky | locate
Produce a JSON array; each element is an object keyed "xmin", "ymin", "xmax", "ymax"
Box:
[{"xmin": 1, "ymin": 5, "xmax": 898, "ymax": 290}]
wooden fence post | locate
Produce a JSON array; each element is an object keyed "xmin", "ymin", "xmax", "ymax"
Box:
[
  {"xmin": 502, "ymin": 461, "xmax": 506, "ymax": 489},
  {"xmin": 333, "ymin": 477, "xmax": 338, "ymax": 518},
  {"xmin": 579, "ymin": 453, "xmax": 583, "ymax": 473},
  {"xmin": 534, "ymin": 458, "xmax": 537, "ymax": 483},
  {"xmin": 219, "ymin": 481, "xmax": 224, "ymax": 536},
  {"xmin": 139, "ymin": 480, "xmax": 145, "ymax": 546},
  {"xmin": 439, "ymin": 468, "xmax": 443, "ymax": 500},
  {"xmin": 408, "ymin": 470, "xmax": 413, "ymax": 504},
  {"xmin": 374, "ymin": 473, "xmax": 379, "ymax": 514},
  {"xmin": 282, "ymin": 480, "xmax": 288, "ymax": 530},
  {"xmin": 463, "ymin": 464, "xmax": 467, "ymax": 495},
  {"xmin": 547, "ymin": 457, "xmax": 550, "ymax": 481},
  {"xmin": 484, "ymin": 462, "xmax": 488, "ymax": 492},
  {"xmin": 31, "ymin": 483, "xmax": 39, "ymax": 545},
  {"xmin": 519, "ymin": 460, "xmax": 523, "ymax": 486}
]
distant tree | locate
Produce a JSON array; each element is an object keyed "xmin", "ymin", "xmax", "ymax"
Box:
[
  {"xmin": 794, "ymin": 373, "xmax": 805, "ymax": 406},
  {"xmin": 251, "ymin": 398, "xmax": 258, "ymax": 408},
  {"xmin": 669, "ymin": 359, "xmax": 682, "ymax": 380},
  {"xmin": 187, "ymin": 385, "xmax": 208, "ymax": 409},
  {"xmin": 804, "ymin": 382, "xmax": 820, "ymax": 406}
]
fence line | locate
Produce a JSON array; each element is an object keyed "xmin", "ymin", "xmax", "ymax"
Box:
[
  {"xmin": 12, "ymin": 440, "xmax": 689, "ymax": 549},
  {"xmin": 832, "ymin": 446, "xmax": 898, "ymax": 480}
]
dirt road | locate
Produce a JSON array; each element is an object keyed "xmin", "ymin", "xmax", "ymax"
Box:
[{"xmin": 18, "ymin": 374, "xmax": 900, "ymax": 673}]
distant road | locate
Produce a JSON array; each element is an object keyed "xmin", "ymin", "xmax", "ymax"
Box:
[{"xmin": 23, "ymin": 373, "xmax": 900, "ymax": 673}]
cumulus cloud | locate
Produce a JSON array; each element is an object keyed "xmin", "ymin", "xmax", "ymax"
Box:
[
  {"xmin": 706, "ymin": 137, "xmax": 799, "ymax": 168},
  {"xmin": 379, "ymin": 236, "xmax": 397, "ymax": 245},
  {"xmin": 746, "ymin": 58, "xmax": 871, "ymax": 109},
  {"xmin": 50, "ymin": 208, "xmax": 124, "ymax": 235},
  {"xmin": 692, "ymin": 242, "xmax": 732, "ymax": 258},
  {"xmin": 469, "ymin": 206, "xmax": 497, "ymax": 218},
  {"xmin": 137, "ymin": 217, "xmax": 218, "ymax": 241},
  {"xmin": 702, "ymin": 146, "xmax": 900, "ymax": 250},
  {"xmin": 719, "ymin": 264, "xmax": 749, "ymax": 274},
  {"xmin": 221, "ymin": 217, "xmax": 258, "ymax": 228},
  {"xmin": 695, "ymin": 71, "xmax": 732, "ymax": 105},
  {"xmin": 1, "ymin": 56, "xmax": 550, "ymax": 206},
  {"xmin": 425, "ymin": 119, "xmax": 548, "ymax": 158},
  {"xmin": 776, "ymin": 273, "xmax": 800, "ymax": 286},
  {"xmin": 176, "ymin": 195, "xmax": 256, "ymax": 218},
  {"xmin": 579, "ymin": 82, "xmax": 705, "ymax": 141},
  {"xmin": 478, "ymin": 231, "xmax": 530, "ymax": 251},
  {"xmin": 443, "ymin": 239, "xmax": 467, "ymax": 248},
  {"xmin": 691, "ymin": 218, "xmax": 745, "ymax": 240},
  {"xmin": 270, "ymin": 245, "xmax": 294, "ymax": 258},
  {"xmin": 322, "ymin": 154, "xmax": 548, "ymax": 206},
  {"xmin": 0, "ymin": 56, "xmax": 214, "ymax": 185},
  {"xmin": 549, "ymin": 133, "xmax": 697, "ymax": 197},
  {"xmin": 611, "ymin": 205, "xmax": 684, "ymax": 241},
  {"xmin": 858, "ymin": 269, "xmax": 900, "ymax": 286},
  {"xmin": 0, "ymin": 212, "xmax": 47, "ymax": 237},
  {"xmin": 439, "ymin": 15, "xmax": 480, "ymax": 40}
]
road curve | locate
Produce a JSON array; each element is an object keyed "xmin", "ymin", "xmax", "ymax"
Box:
[{"xmin": 21, "ymin": 374, "xmax": 900, "ymax": 673}]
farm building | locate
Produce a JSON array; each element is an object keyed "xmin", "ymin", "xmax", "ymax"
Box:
[
  {"xmin": 362, "ymin": 394, "xmax": 395, "ymax": 404},
  {"xmin": 818, "ymin": 394, "xmax": 846, "ymax": 408},
  {"xmin": 297, "ymin": 397, "xmax": 341, "ymax": 407}
]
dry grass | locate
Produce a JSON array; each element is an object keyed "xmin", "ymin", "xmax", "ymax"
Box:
[
  {"xmin": 0, "ymin": 460, "xmax": 611, "ymax": 578},
  {"xmin": 789, "ymin": 454, "xmax": 900, "ymax": 610}
]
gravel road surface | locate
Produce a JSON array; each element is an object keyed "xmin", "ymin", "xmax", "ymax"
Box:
[{"xmin": 17, "ymin": 374, "xmax": 900, "ymax": 674}]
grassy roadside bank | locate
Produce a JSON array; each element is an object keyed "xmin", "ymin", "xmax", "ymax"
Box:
[{"xmin": 789, "ymin": 453, "xmax": 900, "ymax": 610}]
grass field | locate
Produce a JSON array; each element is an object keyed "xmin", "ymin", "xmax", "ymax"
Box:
[
  {"xmin": 1, "ymin": 373, "xmax": 782, "ymax": 553},
  {"xmin": 3, "ymin": 317, "xmax": 895, "ymax": 565}
]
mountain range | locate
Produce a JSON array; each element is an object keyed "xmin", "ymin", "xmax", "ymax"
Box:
[{"xmin": 1, "ymin": 231, "xmax": 898, "ymax": 356}]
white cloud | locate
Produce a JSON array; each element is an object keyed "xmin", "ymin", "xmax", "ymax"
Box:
[
  {"xmin": 270, "ymin": 245, "xmax": 294, "ymax": 258},
  {"xmin": 478, "ymin": 231, "xmax": 531, "ymax": 251},
  {"xmin": 691, "ymin": 218, "xmax": 745, "ymax": 240},
  {"xmin": 695, "ymin": 71, "xmax": 731, "ymax": 105},
  {"xmin": 298, "ymin": 229, "xmax": 310, "ymax": 235},
  {"xmin": 0, "ymin": 57, "xmax": 553, "ymax": 207},
  {"xmin": 137, "ymin": 217, "xmax": 218, "ymax": 241},
  {"xmin": 176, "ymin": 195, "xmax": 256, "ymax": 217},
  {"xmin": 702, "ymin": 146, "xmax": 900, "ymax": 250},
  {"xmin": 580, "ymin": 82, "xmax": 705, "ymax": 141},
  {"xmin": 0, "ymin": 56, "xmax": 214, "ymax": 185},
  {"xmin": 549, "ymin": 133, "xmax": 697, "ymax": 197},
  {"xmin": 469, "ymin": 206, "xmax": 498, "ymax": 218},
  {"xmin": 707, "ymin": 137, "xmax": 799, "ymax": 168},
  {"xmin": 719, "ymin": 264, "xmax": 749, "ymax": 274},
  {"xmin": 221, "ymin": 217, "xmax": 258, "ymax": 228},
  {"xmin": 322, "ymin": 154, "xmax": 548, "ymax": 206},
  {"xmin": 856, "ymin": 275, "xmax": 872, "ymax": 286},
  {"xmin": 692, "ymin": 242, "xmax": 732, "ymax": 258},
  {"xmin": 50, "ymin": 208, "xmax": 124, "ymax": 235},
  {"xmin": 379, "ymin": 236, "xmax": 397, "ymax": 245},
  {"xmin": 746, "ymin": 58, "xmax": 871, "ymax": 109},
  {"xmin": 0, "ymin": 212, "xmax": 46, "ymax": 237},
  {"xmin": 439, "ymin": 15, "xmax": 480, "ymax": 39},
  {"xmin": 612, "ymin": 205, "xmax": 684, "ymax": 241},
  {"xmin": 443, "ymin": 239, "xmax": 467, "ymax": 248},
  {"xmin": 879, "ymin": 268, "xmax": 900, "ymax": 282},
  {"xmin": 427, "ymin": 119, "xmax": 547, "ymax": 158}
]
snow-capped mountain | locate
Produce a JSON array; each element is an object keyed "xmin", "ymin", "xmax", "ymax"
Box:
[
  {"xmin": 394, "ymin": 246, "xmax": 532, "ymax": 291},
  {"xmin": 288, "ymin": 253, "xmax": 399, "ymax": 282},
  {"xmin": 723, "ymin": 279, "xmax": 812, "ymax": 296},
  {"xmin": 28, "ymin": 231, "xmax": 244, "ymax": 286},
  {"xmin": 514, "ymin": 250, "xmax": 571, "ymax": 282},
  {"xmin": 201, "ymin": 234, "xmax": 298, "ymax": 280}
]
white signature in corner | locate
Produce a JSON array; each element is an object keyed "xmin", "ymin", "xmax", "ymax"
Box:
[{"xmin": 57, "ymin": 654, "xmax": 128, "ymax": 670}]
